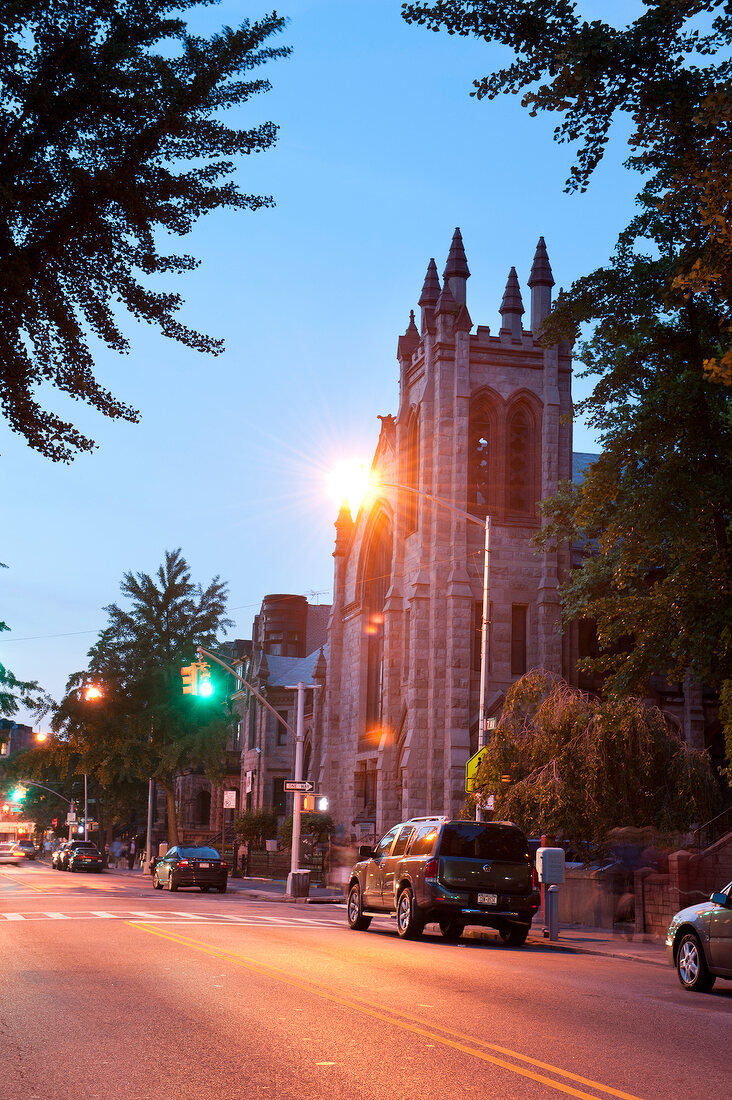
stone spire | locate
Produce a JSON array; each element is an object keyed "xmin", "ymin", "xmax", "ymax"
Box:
[
  {"xmin": 443, "ymin": 227, "xmax": 470, "ymax": 306},
  {"xmin": 418, "ymin": 258, "xmax": 440, "ymax": 332},
  {"xmin": 499, "ymin": 266, "xmax": 524, "ymax": 339},
  {"xmin": 397, "ymin": 309, "xmax": 420, "ymax": 362},
  {"xmin": 334, "ymin": 502, "xmax": 354, "ymax": 554},
  {"xmin": 528, "ymin": 236, "xmax": 554, "ymax": 335}
]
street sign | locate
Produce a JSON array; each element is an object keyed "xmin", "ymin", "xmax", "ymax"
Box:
[
  {"xmin": 483, "ymin": 717, "xmax": 497, "ymax": 732},
  {"xmin": 66, "ymin": 812, "xmax": 77, "ymax": 824},
  {"xmin": 284, "ymin": 780, "xmax": 315, "ymax": 793},
  {"xmin": 222, "ymin": 790, "xmax": 237, "ymax": 809},
  {"xmin": 465, "ymin": 747, "xmax": 488, "ymax": 793}
]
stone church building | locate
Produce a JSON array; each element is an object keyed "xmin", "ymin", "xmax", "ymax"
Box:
[{"xmin": 316, "ymin": 228, "xmax": 718, "ymax": 844}]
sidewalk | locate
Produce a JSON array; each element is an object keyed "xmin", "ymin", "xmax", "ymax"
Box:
[
  {"xmin": 107, "ymin": 867, "xmax": 669, "ymax": 968},
  {"xmin": 224, "ymin": 875, "xmax": 669, "ymax": 968}
]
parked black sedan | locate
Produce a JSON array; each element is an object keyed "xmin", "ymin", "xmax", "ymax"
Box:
[
  {"xmin": 152, "ymin": 845, "xmax": 228, "ymax": 893},
  {"xmin": 54, "ymin": 840, "xmax": 98, "ymax": 871},
  {"xmin": 666, "ymin": 880, "xmax": 732, "ymax": 992},
  {"xmin": 67, "ymin": 844, "xmax": 104, "ymax": 873}
]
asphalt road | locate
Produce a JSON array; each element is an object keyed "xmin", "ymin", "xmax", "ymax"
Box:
[{"xmin": 1, "ymin": 860, "xmax": 729, "ymax": 1100}]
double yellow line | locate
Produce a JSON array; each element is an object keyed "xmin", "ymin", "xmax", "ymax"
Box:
[{"xmin": 131, "ymin": 922, "xmax": 643, "ymax": 1100}]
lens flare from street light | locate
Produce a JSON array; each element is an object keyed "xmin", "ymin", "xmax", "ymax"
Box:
[{"xmin": 328, "ymin": 460, "xmax": 372, "ymax": 518}]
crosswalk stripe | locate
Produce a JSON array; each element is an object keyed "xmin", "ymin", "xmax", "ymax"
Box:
[
  {"xmin": 47, "ymin": 912, "xmax": 69, "ymax": 919},
  {"xmin": 90, "ymin": 911, "xmax": 117, "ymax": 918},
  {"xmin": 3, "ymin": 913, "xmax": 24, "ymax": 920}
]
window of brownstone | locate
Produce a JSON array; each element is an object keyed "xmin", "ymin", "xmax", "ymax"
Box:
[
  {"xmin": 360, "ymin": 513, "xmax": 392, "ymax": 747},
  {"xmin": 272, "ymin": 777, "xmax": 286, "ymax": 816},
  {"xmin": 404, "ymin": 413, "xmax": 420, "ymax": 534},
  {"xmin": 468, "ymin": 396, "xmax": 496, "ymax": 515},
  {"xmin": 511, "ymin": 605, "xmax": 528, "ymax": 676},
  {"xmin": 506, "ymin": 405, "xmax": 536, "ymax": 516}
]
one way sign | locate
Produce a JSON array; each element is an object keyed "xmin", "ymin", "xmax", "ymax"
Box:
[{"xmin": 283, "ymin": 780, "xmax": 315, "ymax": 793}]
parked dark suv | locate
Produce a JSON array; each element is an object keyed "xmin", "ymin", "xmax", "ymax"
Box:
[{"xmin": 347, "ymin": 817, "xmax": 539, "ymax": 944}]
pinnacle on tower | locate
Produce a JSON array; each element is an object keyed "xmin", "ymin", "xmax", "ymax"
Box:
[
  {"xmin": 397, "ymin": 309, "xmax": 420, "ymax": 361},
  {"xmin": 443, "ymin": 227, "xmax": 470, "ymax": 305},
  {"xmin": 499, "ymin": 266, "xmax": 524, "ymax": 339},
  {"xmin": 435, "ymin": 274, "xmax": 457, "ymax": 316},
  {"xmin": 418, "ymin": 258, "xmax": 441, "ymax": 332},
  {"xmin": 528, "ymin": 236, "xmax": 555, "ymax": 288},
  {"xmin": 528, "ymin": 236, "xmax": 554, "ymax": 335}
]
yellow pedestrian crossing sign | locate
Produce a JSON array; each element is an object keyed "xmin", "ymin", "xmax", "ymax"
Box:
[{"xmin": 465, "ymin": 747, "xmax": 488, "ymax": 793}]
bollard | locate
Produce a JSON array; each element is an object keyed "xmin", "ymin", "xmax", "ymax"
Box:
[{"xmin": 547, "ymin": 884, "xmax": 559, "ymax": 941}]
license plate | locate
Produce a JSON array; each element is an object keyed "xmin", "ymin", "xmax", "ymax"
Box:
[
  {"xmin": 198, "ymin": 862, "xmax": 210, "ymax": 869},
  {"xmin": 478, "ymin": 893, "xmax": 498, "ymax": 906}
]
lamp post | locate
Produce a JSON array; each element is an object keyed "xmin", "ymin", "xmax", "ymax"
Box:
[{"xmin": 372, "ymin": 480, "xmax": 492, "ymax": 816}]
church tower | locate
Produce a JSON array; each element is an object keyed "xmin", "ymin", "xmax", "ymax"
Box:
[{"xmin": 321, "ymin": 230, "xmax": 574, "ymax": 840}]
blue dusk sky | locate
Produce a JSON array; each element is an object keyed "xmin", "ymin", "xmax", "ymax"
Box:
[{"xmin": 3, "ymin": 0, "xmax": 644, "ymax": 724}]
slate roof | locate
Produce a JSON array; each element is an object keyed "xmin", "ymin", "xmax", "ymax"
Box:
[{"xmin": 262, "ymin": 646, "xmax": 327, "ymax": 688}]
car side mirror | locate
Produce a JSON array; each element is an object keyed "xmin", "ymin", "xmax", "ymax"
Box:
[
  {"xmin": 710, "ymin": 892, "xmax": 729, "ymax": 907},
  {"xmin": 359, "ymin": 845, "xmax": 374, "ymax": 859}
]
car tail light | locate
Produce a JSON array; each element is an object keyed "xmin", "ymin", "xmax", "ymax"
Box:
[
  {"xmin": 424, "ymin": 858, "xmax": 438, "ymax": 880},
  {"xmin": 532, "ymin": 867, "xmax": 539, "ymax": 889},
  {"xmin": 219, "ymin": 862, "xmax": 228, "ymax": 870},
  {"xmin": 177, "ymin": 859, "xmax": 189, "ymax": 867}
]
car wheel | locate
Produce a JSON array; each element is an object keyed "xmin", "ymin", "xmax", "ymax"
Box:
[
  {"xmin": 167, "ymin": 874, "xmax": 177, "ymax": 892},
  {"xmin": 217, "ymin": 884, "xmax": 227, "ymax": 894},
  {"xmin": 347, "ymin": 883, "xmax": 372, "ymax": 931},
  {"xmin": 396, "ymin": 887, "xmax": 423, "ymax": 940},
  {"xmin": 676, "ymin": 932, "xmax": 716, "ymax": 992},
  {"xmin": 439, "ymin": 917, "xmax": 464, "ymax": 942},
  {"xmin": 499, "ymin": 923, "xmax": 530, "ymax": 947},
  {"xmin": 201, "ymin": 886, "xmax": 210, "ymax": 893},
  {"xmin": 152, "ymin": 871, "xmax": 163, "ymax": 890}
]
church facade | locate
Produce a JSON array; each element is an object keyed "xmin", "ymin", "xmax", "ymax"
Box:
[{"xmin": 318, "ymin": 229, "xmax": 584, "ymax": 840}]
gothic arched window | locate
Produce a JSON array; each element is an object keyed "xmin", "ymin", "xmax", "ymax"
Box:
[
  {"xmin": 361, "ymin": 513, "xmax": 392, "ymax": 737},
  {"xmin": 404, "ymin": 413, "xmax": 420, "ymax": 534},
  {"xmin": 468, "ymin": 395, "xmax": 496, "ymax": 514},
  {"xmin": 506, "ymin": 405, "xmax": 537, "ymax": 516}
]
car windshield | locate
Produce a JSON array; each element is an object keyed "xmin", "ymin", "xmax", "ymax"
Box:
[
  {"xmin": 179, "ymin": 846, "xmax": 220, "ymax": 859},
  {"xmin": 438, "ymin": 824, "xmax": 528, "ymax": 862},
  {"xmin": 73, "ymin": 842, "xmax": 97, "ymax": 850}
]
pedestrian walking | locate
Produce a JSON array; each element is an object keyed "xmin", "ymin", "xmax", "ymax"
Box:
[
  {"xmin": 110, "ymin": 839, "xmax": 123, "ymax": 868},
  {"xmin": 127, "ymin": 838, "xmax": 136, "ymax": 870}
]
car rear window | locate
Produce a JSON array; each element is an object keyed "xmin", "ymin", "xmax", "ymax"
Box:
[
  {"xmin": 179, "ymin": 846, "xmax": 221, "ymax": 859},
  {"xmin": 438, "ymin": 824, "xmax": 528, "ymax": 862}
]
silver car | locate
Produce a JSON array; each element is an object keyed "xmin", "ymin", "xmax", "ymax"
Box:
[
  {"xmin": 665, "ymin": 881, "xmax": 732, "ymax": 992},
  {"xmin": 0, "ymin": 841, "xmax": 24, "ymax": 865}
]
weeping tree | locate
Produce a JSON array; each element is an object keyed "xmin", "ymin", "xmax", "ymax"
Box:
[
  {"xmin": 53, "ymin": 548, "xmax": 235, "ymax": 844},
  {"xmin": 469, "ymin": 671, "xmax": 720, "ymax": 855}
]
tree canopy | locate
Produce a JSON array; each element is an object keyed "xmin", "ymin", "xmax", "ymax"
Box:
[
  {"xmin": 53, "ymin": 548, "xmax": 234, "ymax": 843},
  {"xmin": 469, "ymin": 671, "xmax": 720, "ymax": 852},
  {"xmin": 537, "ymin": 197, "xmax": 732, "ymax": 701},
  {"xmin": 0, "ymin": 1, "xmax": 290, "ymax": 461},
  {"xmin": 401, "ymin": 0, "xmax": 732, "ymax": 382},
  {"xmin": 403, "ymin": 1, "xmax": 732, "ymax": 770}
]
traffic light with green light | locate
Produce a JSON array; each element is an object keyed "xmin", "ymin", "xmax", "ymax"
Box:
[
  {"xmin": 181, "ymin": 661, "xmax": 214, "ymax": 697},
  {"xmin": 11, "ymin": 786, "xmax": 26, "ymax": 803}
]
